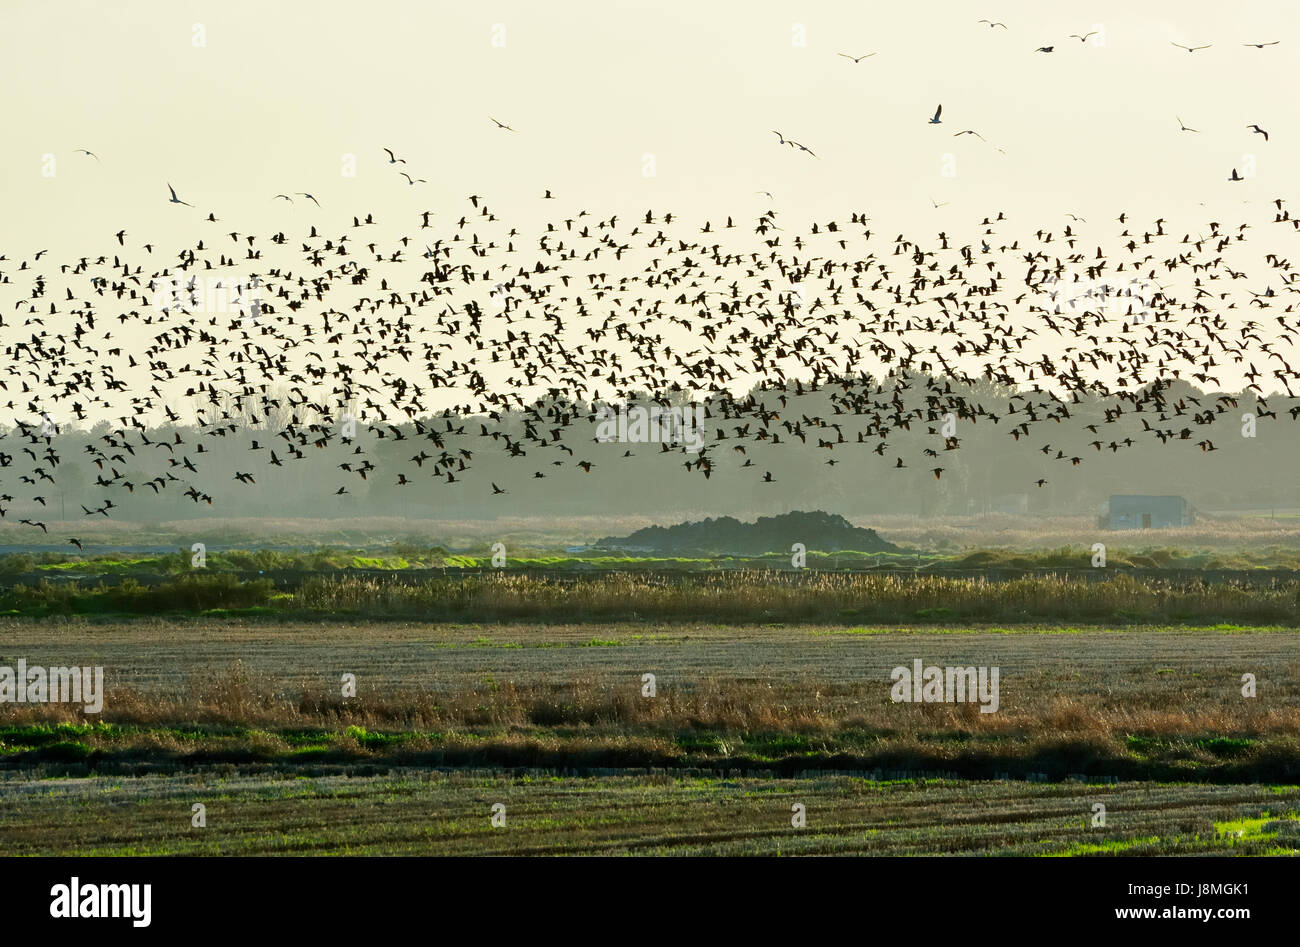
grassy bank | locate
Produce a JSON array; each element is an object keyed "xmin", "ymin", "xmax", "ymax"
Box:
[{"xmin": 3, "ymin": 719, "xmax": 1300, "ymax": 784}]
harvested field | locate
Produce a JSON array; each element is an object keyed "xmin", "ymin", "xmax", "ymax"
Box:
[
  {"xmin": 2, "ymin": 620, "xmax": 1297, "ymax": 783},
  {"xmin": 0, "ymin": 769, "xmax": 1296, "ymax": 856}
]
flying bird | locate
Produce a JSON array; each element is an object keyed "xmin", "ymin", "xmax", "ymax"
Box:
[
  {"xmin": 771, "ymin": 130, "xmax": 816, "ymax": 156},
  {"xmin": 1171, "ymin": 42, "xmax": 1212, "ymax": 52},
  {"xmin": 490, "ymin": 117, "xmax": 516, "ymax": 131},
  {"xmin": 74, "ymin": 149, "xmax": 100, "ymax": 161},
  {"xmin": 166, "ymin": 183, "xmax": 193, "ymax": 207},
  {"xmin": 837, "ymin": 52, "xmax": 877, "ymax": 62},
  {"xmin": 1247, "ymin": 124, "xmax": 1270, "ymax": 142},
  {"xmin": 928, "ymin": 105, "xmax": 942, "ymax": 124},
  {"xmin": 1176, "ymin": 116, "xmax": 1199, "ymax": 133},
  {"xmin": 383, "ymin": 147, "xmax": 406, "ymax": 164}
]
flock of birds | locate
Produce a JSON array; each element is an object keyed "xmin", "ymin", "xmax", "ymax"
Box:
[
  {"xmin": 2, "ymin": 177, "xmax": 1299, "ymax": 541},
  {"xmin": 779, "ymin": 21, "xmax": 1284, "ymax": 170},
  {"xmin": 1, "ymin": 19, "xmax": 1297, "ymax": 544}
]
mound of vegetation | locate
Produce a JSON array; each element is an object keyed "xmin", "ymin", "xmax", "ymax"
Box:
[{"xmin": 594, "ymin": 510, "xmax": 900, "ymax": 556}]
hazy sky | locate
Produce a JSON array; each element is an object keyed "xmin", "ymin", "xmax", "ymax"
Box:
[
  {"xmin": 1, "ymin": 1, "xmax": 1299, "ymax": 519},
  {"xmin": 2, "ymin": 0, "xmax": 1299, "ymax": 431},
  {"xmin": 3, "ymin": 0, "xmax": 1298, "ymax": 256}
]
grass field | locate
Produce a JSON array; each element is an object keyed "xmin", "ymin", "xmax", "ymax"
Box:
[
  {"xmin": 2, "ymin": 619, "xmax": 1298, "ymax": 797},
  {"xmin": 3, "ymin": 511, "xmax": 1300, "ymax": 554},
  {"xmin": 7, "ymin": 569, "xmax": 1300, "ymax": 626},
  {"xmin": 1, "ymin": 770, "xmax": 1296, "ymax": 855},
  {"xmin": 11, "ymin": 539, "xmax": 1300, "ymax": 578},
  {"xmin": 3, "ymin": 563, "xmax": 1298, "ymax": 855}
]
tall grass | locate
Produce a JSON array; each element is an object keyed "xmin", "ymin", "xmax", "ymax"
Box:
[
  {"xmin": 2, "ymin": 567, "xmax": 1300, "ymax": 624},
  {"xmin": 291, "ymin": 571, "xmax": 1300, "ymax": 624},
  {"xmin": 4, "ymin": 658, "xmax": 1299, "ymax": 783},
  {"xmin": 3, "ymin": 569, "xmax": 1299, "ymax": 623},
  {"xmin": 0, "ymin": 574, "xmax": 275, "ymax": 614}
]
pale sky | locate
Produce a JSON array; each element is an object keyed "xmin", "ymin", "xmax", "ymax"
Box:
[
  {"xmin": 3, "ymin": 0, "xmax": 1297, "ymax": 254},
  {"xmin": 0, "ymin": 0, "xmax": 1298, "ymax": 520},
  {"xmin": 2, "ymin": 0, "xmax": 1299, "ymax": 426}
]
